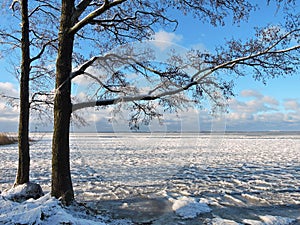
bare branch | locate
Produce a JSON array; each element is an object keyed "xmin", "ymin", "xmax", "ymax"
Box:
[
  {"xmin": 90, "ymin": 10, "xmax": 178, "ymax": 30},
  {"xmin": 70, "ymin": 55, "xmax": 102, "ymax": 79},
  {"xmin": 72, "ymin": 34, "xmax": 300, "ymax": 112},
  {"xmin": 83, "ymin": 72, "xmax": 122, "ymax": 93},
  {"xmin": 30, "ymin": 38, "xmax": 58, "ymax": 63},
  {"xmin": 72, "ymin": 0, "xmax": 93, "ymax": 22},
  {"xmin": 28, "ymin": 3, "xmax": 60, "ymax": 18},
  {"xmin": 0, "ymin": 31, "xmax": 21, "ymax": 43},
  {"xmin": 0, "ymin": 93, "xmax": 19, "ymax": 101},
  {"xmin": 69, "ymin": 0, "xmax": 128, "ymax": 35},
  {"xmin": 10, "ymin": 0, "xmax": 20, "ymax": 11},
  {"xmin": 72, "ymin": 78, "xmax": 198, "ymax": 112}
]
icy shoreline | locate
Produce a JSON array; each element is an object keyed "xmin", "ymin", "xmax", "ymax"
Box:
[{"xmin": 1, "ymin": 191, "xmax": 299, "ymax": 224}]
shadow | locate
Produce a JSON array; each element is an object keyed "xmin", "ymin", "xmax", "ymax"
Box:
[
  {"xmin": 79, "ymin": 193, "xmax": 300, "ymax": 225},
  {"xmin": 81, "ymin": 195, "xmax": 213, "ymax": 225},
  {"xmin": 85, "ymin": 196, "xmax": 175, "ymax": 225}
]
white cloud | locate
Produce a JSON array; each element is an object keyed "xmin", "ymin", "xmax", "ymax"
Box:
[
  {"xmin": 229, "ymin": 90, "xmax": 279, "ymax": 114},
  {"xmin": 0, "ymin": 82, "xmax": 14, "ymax": 90},
  {"xmin": 72, "ymin": 73, "xmax": 94, "ymax": 86},
  {"xmin": 283, "ymin": 112, "xmax": 300, "ymax": 123},
  {"xmin": 0, "ymin": 82, "xmax": 19, "ymax": 131},
  {"xmin": 284, "ymin": 99, "xmax": 300, "ymax": 111},
  {"xmin": 240, "ymin": 89, "xmax": 263, "ymax": 99},
  {"xmin": 152, "ymin": 30, "xmax": 183, "ymax": 50},
  {"xmin": 0, "ymin": 102, "xmax": 19, "ymax": 132},
  {"xmin": 226, "ymin": 89, "xmax": 300, "ymax": 131},
  {"xmin": 0, "ymin": 82, "xmax": 19, "ymax": 97},
  {"xmin": 262, "ymin": 96, "xmax": 278, "ymax": 106},
  {"xmin": 238, "ymin": 89, "xmax": 278, "ymax": 108}
]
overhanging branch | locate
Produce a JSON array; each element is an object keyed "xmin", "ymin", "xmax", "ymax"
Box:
[
  {"xmin": 71, "ymin": 27, "xmax": 300, "ymax": 112},
  {"xmin": 72, "ymin": 79, "xmax": 198, "ymax": 112}
]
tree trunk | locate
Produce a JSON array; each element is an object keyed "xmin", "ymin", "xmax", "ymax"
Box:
[
  {"xmin": 15, "ymin": 0, "xmax": 30, "ymax": 185},
  {"xmin": 51, "ymin": 0, "xmax": 75, "ymax": 205}
]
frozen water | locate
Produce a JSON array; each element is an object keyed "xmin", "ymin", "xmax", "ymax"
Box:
[{"xmin": 1, "ymin": 132, "xmax": 300, "ymax": 224}]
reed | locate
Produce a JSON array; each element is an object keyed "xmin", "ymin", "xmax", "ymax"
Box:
[{"xmin": 0, "ymin": 133, "xmax": 18, "ymax": 145}]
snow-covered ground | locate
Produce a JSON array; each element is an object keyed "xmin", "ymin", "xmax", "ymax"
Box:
[{"xmin": 1, "ymin": 133, "xmax": 300, "ymax": 224}]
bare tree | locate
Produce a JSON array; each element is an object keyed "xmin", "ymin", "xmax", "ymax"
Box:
[
  {"xmin": 50, "ymin": 0, "xmax": 300, "ymax": 205},
  {"xmin": 16, "ymin": 0, "xmax": 31, "ymax": 185},
  {"xmin": 0, "ymin": 0, "xmax": 57, "ymax": 188}
]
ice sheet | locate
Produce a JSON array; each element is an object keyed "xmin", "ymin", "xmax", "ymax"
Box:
[{"xmin": 1, "ymin": 133, "xmax": 300, "ymax": 224}]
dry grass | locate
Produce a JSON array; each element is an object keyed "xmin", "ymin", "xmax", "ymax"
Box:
[{"xmin": 0, "ymin": 133, "xmax": 18, "ymax": 145}]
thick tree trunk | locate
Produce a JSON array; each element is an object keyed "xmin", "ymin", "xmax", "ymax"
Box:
[
  {"xmin": 15, "ymin": 0, "xmax": 30, "ymax": 185},
  {"xmin": 51, "ymin": 0, "xmax": 75, "ymax": 205}
]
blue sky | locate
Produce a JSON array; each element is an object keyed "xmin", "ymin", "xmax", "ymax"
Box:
[{"xmin": 0, "ymin": 1, "xmax": 299, "ymax": 132}]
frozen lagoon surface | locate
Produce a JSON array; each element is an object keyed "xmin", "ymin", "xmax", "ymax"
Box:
[{"xmin": 1, "ymin": 132, "xmax": 300, "ymax": 224}]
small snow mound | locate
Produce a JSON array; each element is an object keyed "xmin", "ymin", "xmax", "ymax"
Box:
[
  {"xmin": 243, "ymin": 215, "xmax": 296, "ymax": 225},
  {"xmin": 211, "ymin": 217, "xmax": 242, "ymax": 225},
  {"xmin": 170, "ymin": 196, "xmax": 211, "ymax": 219},
  {"xmin": 1, "ymin": 182, "xmax": 44, "ymax": 202}
]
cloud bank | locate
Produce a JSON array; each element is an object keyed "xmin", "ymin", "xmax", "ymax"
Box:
[
  {"xmin": 0, "ymin": 82, "xmax": 299, "ymax": 132},
  {"xmin": 226, "ymin": 89, "xmax": 300, "ymax": 131}
]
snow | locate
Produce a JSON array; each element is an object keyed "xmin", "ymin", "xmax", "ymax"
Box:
[
  {"xmin": 170, "ymin": 196, "xmax": 211, "ymax": 219},
  {"xmin": 0, "ymin": 193, "xmax": 132, "ymax": 225},
  {"xmin": 210, "ymin": 217, "xmax": 242, "ymax": 225},
  {"xmin": 243, "ymin": 215, "xmax": 296, "ymax": 225},
  {"xmin": 1, "ymin": 132, "xmax": 300, "ymax": 224},
  {"xmin": 1, "ymin": 182, "xmax": 44, "ymax": 202}
]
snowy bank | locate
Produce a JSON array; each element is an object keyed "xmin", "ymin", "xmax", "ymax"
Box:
[
  {"xmin": 0, "ymin": 194, "xmax": 102, "ymax": 225},
  {"xmin": 0, "ymin": 193, "xmax": 133, "ymax": 225},
  {"xmin": 0, "ymin": 190, "xmax": 299, "ymax": 225}
]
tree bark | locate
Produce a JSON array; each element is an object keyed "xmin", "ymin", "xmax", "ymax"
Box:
[
  {"xmin": 15, "ymin": 0, "xmax": 30, "ymax": 185},
  {"xmin": 51, "ymin": 0, "xmax": 75, "ymax": 205}
]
